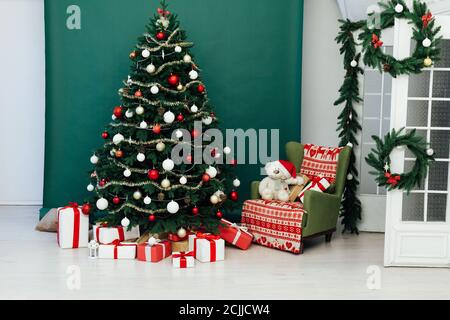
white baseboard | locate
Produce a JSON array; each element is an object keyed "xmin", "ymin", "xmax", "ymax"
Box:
[{"xmin": 0, "ymin": 201, "xmax": 42, "ymax": 206}]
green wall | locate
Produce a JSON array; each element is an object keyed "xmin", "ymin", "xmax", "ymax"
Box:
[{"xmin": 43, "ymin": 0, "xmax": 303, "ymax": 214}]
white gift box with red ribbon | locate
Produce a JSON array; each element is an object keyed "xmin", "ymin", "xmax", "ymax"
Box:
[
  {"xmin": 172, "ymin": 251, "xmax": 195, "ymax": 268},
  {"xmin": 299, "ymin": 177, "xmax": 331, "ymax": 202},
  {"xmin": 57, "ymin": 203, "xmax": 89, "ymax": 249},
  {"xmin": 188, "ymin": 233, "xmax": 225, "ymax": 263},
  {"xmin": 93, "ymin": 225, "xmax": 140, "ymax": 244},
  {"xmin": 98, "ymin": 240, "xmax": 137, "ymax": 259}
]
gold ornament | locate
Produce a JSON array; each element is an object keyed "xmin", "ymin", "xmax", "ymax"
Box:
[
  {"xmin": 158, "ymin": 192, "xmax": 165, "ymax": 201},
  {"xmin": 424, "ymin": 57, "xmax": 433, "ymax": 67},
  {"xmin": 184, "ymin": 197, "xmax": 191, "ymax": 205},
  {"xmin": 177, "ymin": 84, "xmax": 184, "ymax": 91}
]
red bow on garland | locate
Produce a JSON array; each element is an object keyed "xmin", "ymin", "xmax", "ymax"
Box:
[
  {"xmin": 157, "ymin": 8, "xmax": 170, "ymax": 16},
  {"xmin": 384, "ymin": 172, "xmax": 401, "ymax": 186},
  {"xmin": 372, "ymin": 34, "xmax": 383, "ymax": 49},
  {"xmin": 422, "ymin": 12, "xmax": 433, "ymax": 28}
]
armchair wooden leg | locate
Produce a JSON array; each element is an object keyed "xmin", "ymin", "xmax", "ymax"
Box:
[
  {"xmin": 299, "ymin": 242, "xmax": 304, "ymax": 254},
  {"xmin": 325, "ymin": 232, "xmax": 333, "ymax": 242}
]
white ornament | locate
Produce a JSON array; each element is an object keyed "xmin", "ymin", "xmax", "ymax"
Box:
[
  {"xmin": 150, "ymin": 85, "xmax": 159, "ymax": 94},
  {"xmin": 148, "ymin": 236, "xmax": 158, "ymax": 246},
  {"xmin": 214, "ymin": 152, "xmax": 221, "ymax": 159},
  {"xmin": 422, "ymin": 38, "xmax": 432, "ymax": 48},
  {"xmin": 125, "ymin": 109, "xmax": 134, "ymax": 118},
  {"xmin": 127, "ymin": 76, "xmax": 132, "ymax": 85},
  {"xmin": 183, "ymin": 54, "xmax": 192, "ymax": 63},
  {"xmin": 206, "ymin": 166, "xmax": 218, "ymax": 178},
  {"xmin": 427, "ymin": 148, "xmax": 434, "ymax": 156},
  {"xmin": 87, "ymin": 184, "xmax": 95, "ymax": 192},
  {"xmin": 210, "ymin": 195, "xmax": 219, "ymax": 205},
  {"xmin": 233, "ymin": 179, "xmax": 241, "ymax": 187},
  {"xmin": 189, "ymin": 70, "xmax": 198, "ymax": 80},
  {"xmin": 133, "ymin": 190, "xmax": 142, "ymax": 200},
  {"xmin": 144, "ymin": 196, "xmax": 152, "ymax": 205},
  {"xmin": 113, "ymin": 133, "xmax": 125, "ymax": 145},
  {"xmin": 161, "ymin": 178, "xmax": 171, "ymax": 188},
  {"xmin": 110, "ymin": 149, "xmax": 116, "ymax": 156},
  {"xmin": 177, "ymin": 227, "xmax": 187, "ymax": 238},
  {"xmin": 179, "ymin": 176, "xmax": 187, "ymax": 185},
  {"xmin": 395, "ymin": 4, "xmax": 404, "ymax": 13},
  {"xmin": 174, "ymin": 45, "xmax": 182, "ymax": 53},
  {"xmin": 177, "ymin": 84, "xmax": 183, "ymax": 91},
  {"xmin": 121, "ymin": 217, "xmax": 130, "ymax": 228},
  {"xmin": 163, "ymin": 111, "xmax": 175, "ymax": 124},
  {"xmin": 96, "ymin": 198, "xmax": 108, "ymax": 211},
  {"xmin": 142, "ymin": 49, "xmax": 150, "ymax": 58},
  {"xmin": 223, "ymin": 146, "xmax": 232, "ymax": 154},
  {"xmin": 190, "ymin": 104, "xmax": 198, "ymax": 113},
  {"xmin": 347, "ymin": 174, "xmax": 353, "ymax": 180},
  {"xmin": 90, "ymin": 155, "xmax": 99, "ymax": 164},
  {"xmin": 137, "ymin": 153, "xmax": 146, "ymax": 162},
  {"xmin": 156, "ymin": 142, "xmax": 166, "ymax": 152},
  {"xmin": 146, "ymin": 64, "xmax": 156, "ymax": 74},
  {"xmin": 346, "ymin": 142, "xmax": 353, "ymax": 148},
  {"xmin": 202, "ymin": 116, "xmax": 213, "ymax": 125},
  {"xmin": 162, "ymin": 158, "xmax": 175, "ymax": 171},
  {"xmin": 350, "ymin": 60, "xmax": 358, "ymax": 67},
  {"xmin": 112, "ymin": 114, "xmax": 117, "ymax": 120},
  {"xmin": 140, "ymin": 121, "xmax": 148, "ymax": 129},
  {"xmin": 135, "ymin": 105, "xmax": 144, "ymax": 115},
  {"xmin": 167, "ymin": 200, "xmax": 179, "ymax": 214},
  {"xmin": 123, "ymin": 169, "xmax": 132, "ymax": 177},
  {"xmin": 175, "ymin": 130, "xmax": 183, "ymax": 139}
]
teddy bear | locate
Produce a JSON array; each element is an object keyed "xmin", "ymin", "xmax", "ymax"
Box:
[{"xmin": 259, "ymin": 160, "xmax": 305, "ymax": 201}]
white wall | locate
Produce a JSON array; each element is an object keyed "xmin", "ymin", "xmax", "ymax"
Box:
[{"xmin": 0, "ymin": 0, "xmax": 45, "ymax": 205}]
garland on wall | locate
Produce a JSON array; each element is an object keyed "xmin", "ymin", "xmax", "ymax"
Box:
[{"xmin": 334, "ymin": 0, "xmax": 441, "ymax": 233}]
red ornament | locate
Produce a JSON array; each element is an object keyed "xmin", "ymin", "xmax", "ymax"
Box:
[
  {"xmin": 167, "ymin": 74, "xmax": 180, "ymax": 86},
  {"xmin": 134, "ymin": 89, "xmax": 142, "ymax": 97},
  {"xmin": 148, "ymin": 169, "xmax": 160, "ymax": 180},
  {"xmin": 371, "ymin": 34, "xmax": 383, "ymax": 49},
  {"xmin": 230, "ymin": 191, "xmax": 239, "ymax": 202},
  {"xmin": 101, "ymin": 132, "xmax": 109, "ymax": 139},
  {"xmin": 191, "ymin": 129, "xmax": 201, "ymax": 139},
  {"xmin": 177, "ymin": 113, "xmax": 184, "ymax": 122},
  {"xmin": 197, "ymin": 84, "xmax": 205, "ymax": 93},
  {"xmin": 81, "ymin": 203, "xmax": 91, "ymax": 215},
  {"xmin": 216, "ymin": 210, "xmax": 223, "ymax": 219},
  {"xmin": 202, "ymin": 173, "xmax": 211, "ymax": 183},
  {"xmin": 129, "ymin": 51, "xmax": 137, "ymax": 59},
  {"xmin": 113, "ymin": 196, "xmax": 121, "ymax": 205},
  {"xmin": 115, "ymin": 150, "xmax": 124, "ymax": 158},
  {"xmin": 422, "ymin": 12, "xmax": 433, "ymax": 28},
  {"xmin": 192, "ymin": 206, "xmax": 199, "ymax": 215},
  {"xmin": 230, "ymin": 159, "xmax": 238, "ymax": 167},
  {"xmin": 152, "ymin": 124, "xmax": 161, "ymax": 134},
  {"xmin": 156, "ymin": 32, "xmax": 166, "ymax": 40},
  {"xmin": 186, "ymin": 154, "xmax": 193, "ymax": 163},
  {"xmin": 149, "ymin": 214, "xmax": 156, "ymax": 222},
  {"xmin": 113, "ymin": 106, "xmax": 123, "ymax": 118},
  {"xmin": 99, "ymin": 179, "xmax": 107, "ymax": 187}
]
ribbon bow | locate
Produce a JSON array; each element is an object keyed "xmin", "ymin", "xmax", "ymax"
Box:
[
  {"xmin": 372, "ymin": 34, "xmax": 383, "ymax": 49},
  {"xmin": 384, "ymin": 172, "xmax": 401, "ymax": 186},
  {"xmin": 172, "ymin": 251, "xmax": 194, "ymax": 259},
  {"xmin": 422, "ymin": 12, "xmax": 433, "ymax": 28},
  {"xmin": 147, "ymin": 236, "xmax": 161, "ymax": 246},
  {"xmin": 65, "ymin": 202, "xmax": 79, "ymax": 209},
  {"xmin": 157, "ymin": 8, "xmax": 170, "ymax": 16},
  {"xmin": 196, "ymin": 232, "xmax": 221, "ymax": 241}
]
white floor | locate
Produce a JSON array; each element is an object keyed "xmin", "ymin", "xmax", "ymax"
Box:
[{"xmin": 1, "ymin": 206, "xmax": 450, "ymax": 300}]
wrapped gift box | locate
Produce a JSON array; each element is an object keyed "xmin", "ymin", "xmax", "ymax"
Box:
[
  {"xmin": 57, "ymin": 203, "xmax": 89, "ymax": 249},
  {"xmin": 137, "ymin": 239, "xmax": 171, "ymax": 263},
  {"xmin": 298, "ymin": 177, "xmax": 331, "ymax": 203},
  {"xmin": 172, "ymin": 251, "xmax": 195, "ymax": 268},
  {"xmin": 98, "ymin": 241, "xmax": 137, "ymax": 259},
  {"xmin": 218, "ymin": 219, "xmax": 253, "ymax": 250},
  {"xmin": 241, "ymin": 199, "xmax": 305, "ymax": 254},
  {"xmin": 93, "ymin": 225, "xmax": 140, "ymax": 244},
  {"xmin": 188, "ymin": 233, "xmax": 225, "ymax": 263}
]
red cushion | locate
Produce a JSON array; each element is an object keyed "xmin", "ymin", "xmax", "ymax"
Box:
[{"xmin": 300, "ymin": 144, "xmax": 343, "ymax": 183}]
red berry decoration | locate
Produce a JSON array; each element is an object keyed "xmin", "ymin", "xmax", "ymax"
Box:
[
  {"xmin": 177, "ymin": 113, "xmax": 184, "ymax": 122},
  {"xmin": 113, "ymin": 196, "xmax": 120, "ymax": 205},
  {"xmin": 192, "ymin": 206, "xmax": 199, "ymax": 215},
  {"xmin": 81, "ymin": 203, "xmax": 91, "ymax": 215},
  {"xmin": 135, "ymin": 89, "xmax": 142, "ymax": 97},
  {"xmin": 216, "ymin": 210, "xmax": 223, "ymax": 219},
  {"xmin": 101, "ymin": 132, "xmax": 109, "ymax": 139},
  {"xmin": 152, "ymin": 124, "xmax": 161, "ymax": 134},
  {"xmin": 113, "ymin": 106, "xmax": 123, "ymax": 118},
  {"xmin": 115, "ymin": 150, "xmax": 124, "ymax": 158},
  {"xmin": 156, "ymin": 32, "xmax": 166, "ymax": 40},
  {"xmin": 148, "ymin": 169, "xmax": 160, "ymax": 180},
  {"xmin": 202, "ymin": 173, "xmax": 211, "ymax": 183},
  {"xmin": 149, "ymin": 214, "xmax": 156, "ymax": 222},
  {"xmin": 197, "ymin": 84, "xmax": 205, "ymax": 93},
  {"xmin": 230, "ymin": 191, "xmax": 239, "ymax": 202},
  {"xmin": 99, "ymin": 179, "xmax": 107, "ymax": 187},
  {"xmin": 167, "ymin": 74, "xmax": 180, "ymax": 86}
]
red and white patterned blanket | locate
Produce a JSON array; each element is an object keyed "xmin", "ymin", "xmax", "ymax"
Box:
[{"xmin": 241, "ymin": 199, "xmax": 305, "ymax": 254}]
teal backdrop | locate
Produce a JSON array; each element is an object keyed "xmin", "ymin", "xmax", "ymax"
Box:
[{"xmin": 43, "ymin": 0, "xmax": 303, "ymax": 219}]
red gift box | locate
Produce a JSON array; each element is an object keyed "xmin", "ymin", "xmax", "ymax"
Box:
[
  {"xmin": 137, "ymin": 240, "xmax": 171, "ymax": 263},
  {"xmin": 218, "ymin": 219, "xmax": 253, "ymax": 250}
]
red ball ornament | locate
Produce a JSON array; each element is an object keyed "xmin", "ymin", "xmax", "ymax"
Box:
[
  {"xmin": 156, "ymin": 32, "xmax": 166, "ymax": 40},
  {"xmin": 148, "ymin": 169, "xmax": 160, "ymax": 180},
  {"xmin": 186, "ymin": 154, "xmax": 193, "ymax": 163},
  {"xmin": 167, "ymin": 74, "xmax": 180, "ymax": 86},
  {"xmin": 191, "ymin": 129, "xmax": 201, "ymax": 139},
  {"xmin": 216, "ymin": 210, "xmax": 223, "ymax": 219},
  {"xmin": 134, "ymin": 89, "xmax": 142, "ymax": 97},
  {"xmin": 152, "ymin": 124, "xmax": 161, "ymax": 134},
  {"xmin": 113, "ymin": 196, "xmax": 120, "ymax": 205},
  {"xmin": 149, "ymin": 214, "xmax": 156, "ymax": 222},
  {"xmin": 113, "ymin": 106, "xmax": 123, "ymax": 118},
  {"xmin": 202, "ymin": 173, "xmax": 211, "ymax": 183},
  {"xmin": 230, "ymin": 159, "xmax": 237, "ymax": 167},
  {"xmin": 177, "ymin": 113, "xmax": 184, "ymax": 122},
  {"xmin": 129, "ymin": 51, "xmax": 137, "ymax": 59},
  {"xmin": 81, "ymin": 203, "xmax": 91, "ymax": 215},
  {"xmin": 197, "ymin": 84, "xmax": 205, "ymax": 93},
  {"xmin": 115, "ymin": 150, "xmax": 124, "ymax": 158},
  {"xmin": 192, "ymin": 206, "xmax": 199, "ymax": 215},
  {"xmin": 99, "ymin": 179, "xmax": 107, "ymax": 187},
  {"xmin": 101, "ymin": 132, "xmax": 109, "ymax": 139},
  {"xmin": 230, "ymin": 191, "xmax": 239, "ymax": 202}
]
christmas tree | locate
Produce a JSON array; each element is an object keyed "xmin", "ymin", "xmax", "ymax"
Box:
[{"xmin": 82, "ymin": 0, "xmax": 240, "ymax": 234}]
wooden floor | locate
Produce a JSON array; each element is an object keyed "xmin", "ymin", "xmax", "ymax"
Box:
[{"xmin": 1, "ymin": 206, "xmax": 450, "ymax": 300}]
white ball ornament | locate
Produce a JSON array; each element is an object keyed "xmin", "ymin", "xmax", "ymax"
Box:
[
  {"xmin": 146, "ymin": 63, "xmax": 156, "ymax": 74},
  {"xmin": 233, "ymin": 179, "xmax": 241, "ymax": 187},
  {"xmin": 112, "ymin": 114, "xmax": 117, "ymax": 121},
  {"xmin": 190, "ymin": 104, "xmax": 198, "ymax": 113},
  {"xmin": 346, "ymin": 142, "xmax": 354, "ymax": 148},
  {"xmin": 189, "ymin": 70, "xmax": 198, "ymax": 80},
  {"xmin": 162, "ymin": 159, "xmax": 175, "ymax": 171},
  {"xmin": 422, "ymin": 38, "xmax": 432, "ymax": 48},
  {"xmin": 133, "ymin": 190, "xmax": 142, "ymax": 200},
  {"xmin": 183, "ymin": 54, "xmax": 192, "ymax": 63},
  {"xmin": 142, "ymin": 49, "xmax": 150, "ymax": 58},
  {"xmin": 123, "ymin": 169, "xmax": 132, "ymax": 177},
  {"xmin": 144, "ymin": 196, "xmax": 152, "ymax": 205},
  {"xmin": 427, "ymin": 148, "xmax": 434, "ymax": 156},
  {"xmin": 202, "ymin": 116, "xmax": 213, "ymax": 125},
  {"xmin": 137, "ymin": 153, "xmax": 146, "ymax": 162},
  {"xmin": 163, "ymin": 111, "xmax": 175, "ymax": 124},
  {"xmin": 347, "ymin": 174, "xmax": 353, "ymax": 180},
  {"xmin": 167, "ymin": 200, "xmax": 180, "ymax": 214},
  {"xmin": 395, "ymin": 4, "xmax": 404, "ymax": 13},
  {"xmin": 113, "ymin": 133, "xmax": 125, "ymax": 145},
  {"xmin": 210, "ymin": 195, "xmax": 219, "ymax": 205},
  {"xmin": 150, "ymin": 85, "xmax": 159, "ymax": 95},
  {"xmin": 223, "ymin": 146, "xmax": 232, "ymax": 155},
  {"xmin": 179, "ymin": 176, "xmax": 187, "ymax": 185},
  {"xmin": 350, "ymin": 60, "xmax": 358, "ymax": 67},
  {"xmin": 140, "ymin": 121, "xmax": 148, "ymax": 129},
  {"xmin": 175, "ymin": 130, "xmax": 183, "ymax": 139},
  {"xmin": 174, "ymin": 45, "xmax": 182, "ymax": 53},
  {"xmin": 161, "ymin": 178, "xmax": 171, "ymax": 188},
  {"xmin": 121, "ymin": 217, "xmax": 130, "ymax": 228},
  {"xmin": 96, "ymin": 198, "xmax": 108, "ymax": 211},
  {"xmin": 156, "ymin": 142, "xmax": 166, "ymax": 152},
  {"xmin": 206, "ymin": 166, "xmax": 218, "ymax": 178},
  {"xmin": 125, "ymin": 109, "xmax": 134, "ymax": 118},
  {"xmin": 90, "ymin": 155, "xmax": 99, "ymax": 164},
  {"xmin": 110, "ymin": 149, "xmax": 116, "ymax": 156},
  {"xmin": 87, "ymin": 184, "xmax": 95, "ymax": 192},
  {"xmin": 177, "ymin": 227, "xmax": 187, "ymax": 238},
  {"xmin": 135, "ymin": 105, "xmax": 144, "ymax": 115}
]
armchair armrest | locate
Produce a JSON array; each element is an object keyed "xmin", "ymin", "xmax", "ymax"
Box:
[
  {"xmin": 250, "ymin": 181, "xmax": 260, "ymax": 200},
  {"xmin": 302, "ymin": 190, "xmax": 341, "ymax": 237}
]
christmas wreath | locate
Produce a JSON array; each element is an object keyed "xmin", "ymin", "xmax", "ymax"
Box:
[{"xmin": 365, "ymin": 128, "xmax": 435, "ymax": 193}]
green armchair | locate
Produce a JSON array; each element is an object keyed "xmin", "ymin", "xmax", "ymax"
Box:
[{"xmin": 250, "ymin": 142, "xmax": 351, "ymax": 250}]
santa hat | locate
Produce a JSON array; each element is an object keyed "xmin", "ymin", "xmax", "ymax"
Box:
[{"xmin": 277, "ymin": 160, "xmax": 297, "ymax": 178}]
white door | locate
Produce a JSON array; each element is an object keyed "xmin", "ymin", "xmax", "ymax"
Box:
[{"xmin": 385, "ymin": 15, "xmax": 450, "ymax": 267}]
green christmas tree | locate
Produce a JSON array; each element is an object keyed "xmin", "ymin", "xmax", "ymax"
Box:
[{"xmin": 83, "ymin": 0, "xmax": 239, "ymax": 234}]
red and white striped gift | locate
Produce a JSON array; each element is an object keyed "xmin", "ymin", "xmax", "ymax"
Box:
[
  {"xmin": 93, "ymin": 224, "xmax": 140, "ymax": 244},
  {"xmin": 298, "ymin": 176, "xmax": 331, "ymax": 203}
]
